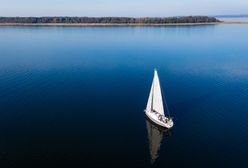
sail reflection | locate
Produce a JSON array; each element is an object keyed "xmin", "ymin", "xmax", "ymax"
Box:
[{"xmin": 146, "ymin": 118, "xmax": 172, "ymax": 164}]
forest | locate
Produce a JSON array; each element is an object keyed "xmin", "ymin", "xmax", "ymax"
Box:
[{"xmin": 0, "ymin": 16, "xmax": 219, "ymax": 24}]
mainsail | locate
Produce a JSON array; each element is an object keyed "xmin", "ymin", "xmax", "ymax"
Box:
[{"xmin": 146, "ymin": 70, "xmax": 165, "ymax": 116}]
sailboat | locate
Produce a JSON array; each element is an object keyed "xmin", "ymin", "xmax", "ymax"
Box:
[{"xmin": 145, "ymin": 69, "xmax": 174, "ymax": 129}]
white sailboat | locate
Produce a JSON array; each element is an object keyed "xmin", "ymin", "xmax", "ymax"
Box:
[{"xmin": 145, "ymin": 69, "xmax": 174, "ymax": 129}]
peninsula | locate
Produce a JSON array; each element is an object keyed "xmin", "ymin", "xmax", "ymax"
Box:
[{"xmin": 0, "ymin": 16, "xmax": 221, "ymax": 26}]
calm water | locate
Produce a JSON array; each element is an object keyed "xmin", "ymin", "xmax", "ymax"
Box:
[
  {"xmin": 217, "ymin": 17, "xmax": 248, "ymax": 22},
  {"xmin": 0, "ymin": 25, "xmax": 248, "ymax": 168}
]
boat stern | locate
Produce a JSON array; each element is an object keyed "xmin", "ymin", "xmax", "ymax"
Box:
[{"xmin": 145, "ymin": 111, "xmax": 174, "ymax": 129}]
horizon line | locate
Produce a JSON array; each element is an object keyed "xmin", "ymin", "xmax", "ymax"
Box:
[{"xmin": 0, "ymin": 14, "xmax": 247, "ymax": 18}]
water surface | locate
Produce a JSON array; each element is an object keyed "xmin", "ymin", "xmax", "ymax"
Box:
[
  {"xmin": 217, "ymin": 16, "xmax": 248, "ymax": 22},
  {"xmin": 0, "ymin": 25, "xmax": 248, "ymax": 167}
]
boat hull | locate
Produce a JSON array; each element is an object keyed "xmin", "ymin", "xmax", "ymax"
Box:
[{"xmin": 145, "ymin": 111, "xmax": 173, "ymax": 129}]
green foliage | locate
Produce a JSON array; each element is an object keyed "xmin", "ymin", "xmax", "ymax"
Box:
[{"xmin": 0, "ymin": 16, "xmax": 220, "ymax": 24}]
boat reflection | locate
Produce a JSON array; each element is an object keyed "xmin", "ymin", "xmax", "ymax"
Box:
[{"xmin": 146, "ymin": 117, "xmax": 172, "ymax": 164}]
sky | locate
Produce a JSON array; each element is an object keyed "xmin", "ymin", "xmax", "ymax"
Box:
[{"xmin": 0, "ymin": 0, "xmax": 247, "ymax": 17}]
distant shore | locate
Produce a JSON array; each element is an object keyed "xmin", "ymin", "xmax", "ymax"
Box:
[
  {"xmin": 0, "ymin": 16, "xmax": 220, "ymax": 26},
  {"xmin": 0, "ymin": 21, "xmax": 248, "ymax": 26}
]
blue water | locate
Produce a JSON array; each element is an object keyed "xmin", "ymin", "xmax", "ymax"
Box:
[
  {"xmin": 217, "ymin": 17, "xmax": 248, "ymax": 22},
  {"xmin": 0, "ymin": 25, "xmax": 248, "ymax": 168}
]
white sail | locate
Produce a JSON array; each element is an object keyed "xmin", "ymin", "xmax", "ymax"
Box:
[
  {"xmin": 153, "ymin": 70, "xmax": 165, "ymax": 115},
  {"xmin": 146, "ymin": 70, "xmax": 165, "ymax": 116}
]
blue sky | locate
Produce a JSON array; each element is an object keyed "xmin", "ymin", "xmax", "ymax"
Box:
[{"xmin": 0, "ymin": 0, "xmax": 247, "ymax": 17}]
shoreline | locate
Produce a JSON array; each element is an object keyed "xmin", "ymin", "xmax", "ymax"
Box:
[{"xmin": 0, "ymin": 22, "xmax": 248, "ymax": 26}]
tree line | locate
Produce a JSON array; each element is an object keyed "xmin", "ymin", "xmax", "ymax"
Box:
[{"xmin": 0, "ymin": 16, "xmax": 219, "ymax": 24}]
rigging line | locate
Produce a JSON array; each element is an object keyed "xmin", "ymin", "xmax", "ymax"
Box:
[{"xmin": 160, "ymin": 78, "xmax": 171, "ymax": 118}]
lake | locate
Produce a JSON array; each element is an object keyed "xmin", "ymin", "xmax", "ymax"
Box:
[
  {"xmin": 0, "ymin": 25, "xmax": 248, "ymax": 168},
  {"xmin": 217, "ymin": 17, "xmax": 248, "ymax": 22}
]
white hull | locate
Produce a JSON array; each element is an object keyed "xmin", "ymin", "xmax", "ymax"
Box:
[{"xmin": 145, "ymin": 111, "xmax": 173, "ymax": 129}]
